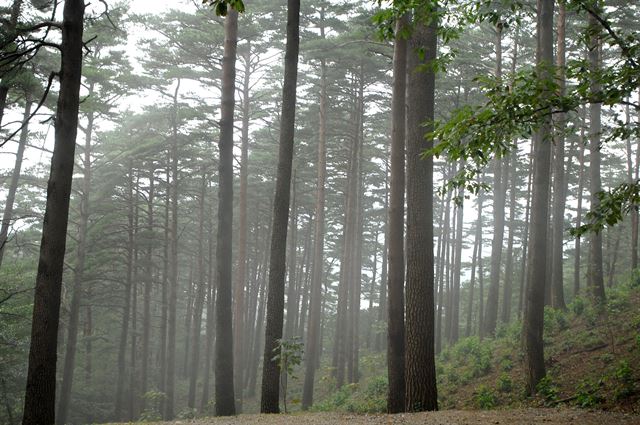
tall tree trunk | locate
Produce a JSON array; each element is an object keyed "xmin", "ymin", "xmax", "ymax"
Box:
[
  {"xmin": 215, "ymin": 8, "xmax": 239, "ymax": 417},
  {"xmin": 129, "ymin": 179, "xmax": 140, "ymax": 420},
  {"xmin": 285, "ymin": 171, "xmax": 298, "ymax": 332},
  {"xmin": 165, "ymin": 79, "xmax": 181, "ymax": 420},
  {"xmin": 550, "ymin": 1, "xmax": 567, "ymax": 310},
  {"xmin": 374, "ymin": 168, "xmax": 389, "ymax": 352},
  {"xmin": 405, "ymin": 8, "xmax": 438, "ymax": 412},
  {"xmin": 141, "ymin": 162, "xmax": 155, "ymax": 412},
  {"xmin": 574, "ymin": 116, "xmax": 586, "ymax": 297},
  {"xmin": 523, "ymin": 0, "xmax": 554, "ymax": 395},
  {"xmin": 57, "ymin": 107, "xmax": 95, "ymax": 425},
  {"xmin": 449, "ymin": 171, "xmax": 464, "ymax": 345},
  {"xmin": 518, "ymin": 144, "xmax": 534, "ymax": 318},
  {"xmin": 466, "ymin": 182, "xmax": 484, "ymax": 337},
  {"xmin": 188, "ymin": 172, "xmax": 208, "ymax": 408},
  {"xmin": 0, "ymin": 99, "xmax": 31, "ymax": 267},
  {"xmin": 302, "ymin": 49, "xmax": 328, "ymax": 409},
  {"xmin": 501, "ymin": 153, "xmax": 517, "ymax": 323},
  {"xmin": 158, "ymin": 162, "xmax": 170, "ymax": 416},
  {"xmin": 233, "ymin": 42, "xmax": 251, "ymax": 411},
  {"xmin": 625, "ymin": 103, "xmax": 637, "ymax": 270},
  {"xmin": 115, "ymin": 163, "xmax": 136, "ymax": 421},
  {"xmin": 260, "ymin": 0, "xmax": 301, "ymax": 413},
  {"xmin": 436, "ymin": 168, "xmax": 452, "ymax": 353},
  {"xmin": 484, "ymin": 23, "xmax": 506, "ymax": 337},
  {"xmin": 347, "ymin": 66, "xmax": 365, "ymax": 385},
  {"xmin": 200, "ymin": 213, "xmax": 216, "ymax": 413},
  {"xmin": 588, "ymin": 13, "xmax": 606, "ymax": 303},
  {"xmin": 21, "ymin": 3, "xmax": 84, "ymax": 422},
  {"xmin": 386, "ymin": 15, "xmax": 408, "ymax": 412}
]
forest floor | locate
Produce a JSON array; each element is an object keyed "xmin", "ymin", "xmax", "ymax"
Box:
[{"xmin": 125, "ymin": 409, "xmax": 640, "ymax": 424}]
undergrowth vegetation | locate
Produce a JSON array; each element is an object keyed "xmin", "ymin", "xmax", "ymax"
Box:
[{"xmin": 307, "ymin": 277, "xmax": 640, "ymax": 414}]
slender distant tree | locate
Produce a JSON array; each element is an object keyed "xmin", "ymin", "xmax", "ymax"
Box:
[
  {"xmin": 261, "ymin": 0, "xmax": 300, "ymax": 413},
  {"xmin": 0, "ymin": 96, "xmax": 31, "ymax": 268},
  {"xmin": 22, "ymin": 2, "xmax": 85, "ymax": 424},
  {"xmin": 484, "ymin": 22, "xmax": 506, "ymax": 337},
  {"xmin": 550, "ymin": 1, "xmax": 567, "ymax": 310},
  {"xmin": 302, "ymin": 24, "xmax": 328, "ymax": 409},
  {"xmin": 587, "ymin": 10, "xmax": 606, "ymax": 303}
]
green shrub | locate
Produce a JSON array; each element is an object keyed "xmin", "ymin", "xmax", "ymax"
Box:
[
  {"xmin": 613, "ymin": 360, "xmax": 635, "ymax": 400},
  {"xmin": 571, "ymin": 296, "xmax": 586, "ymax": 316},
  {"xmin": 364, "ymin": 376, "xmax": 387, "ymax": 398},
  {"xmin": 497, "ymin": 373, "xmax": 513, "ymax": 393},
  {"xmin": 544, "ymin": 307, "xmax": 568, "ymax": 334},
  {"xmin": 474, "ymin": 385, "xmax": 497, "ymax": 409},
  {"xmin": 575, "ymin": 379, "xmax": 604, "ymax": 408},
  {"xmin": 536, "ymin": 376, "xmax": 559, "ymax": 404},
  {"xmin": 500, "ymin": 357, "xmax": 514, "ymax": 372},
  {"xmin": 176, "ymin": 407, "xmax": 197, "ymax": 419},
  {"xmin": 139, "ymin": 390, "xmax": 166, "ymax": 422}
]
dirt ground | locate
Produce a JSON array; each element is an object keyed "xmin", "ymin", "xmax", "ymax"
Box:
[{"xmin": 140, "ymin": 408, "xmax": 640, "ymax": 425}]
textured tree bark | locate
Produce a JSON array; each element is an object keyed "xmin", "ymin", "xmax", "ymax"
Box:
[
  {"xmin": 302, "ymin": 51, "xmax": 328, "ymax": 410},
  {"xmin": 387, "ymin": 15, "xmax": 407, "ymax": 412},
  {"xmin": 550, "ymin": 1, "xmax": 567, "ymax": 310},
  {"xmin": 404, "ymin": 9, "xmax": 438, "ymax": 412},
  {"xmin": 57, "ymin": 107, "xmax": 95, "ymax": 425},
  {"xmin": 215, "ymin": 8, "xmax": 239, "ymax": 417},
  {"xmin": 260, "ymin": 0, "xmax": 300, "ymax": 412},
  {"xmin": 588, "ymin": 13, "xmax": 606, "ymax": 303},
  {"xmin": 0, "ymin": 99, "xmax": 31, "ymax": 268},
  {"xmin": 523, "ymin": 0, "xmax": 554, "ymax": 395},
  {"xmin": 21, "ymin": 3, "xmax": 84, "ymax": 422}
]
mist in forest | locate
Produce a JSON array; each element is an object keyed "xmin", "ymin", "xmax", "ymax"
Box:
[{"xmin": 1, "ymin": 0, "xmax": 640, "ymax": 424}]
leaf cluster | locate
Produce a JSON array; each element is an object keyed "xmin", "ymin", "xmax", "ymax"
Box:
[{"xmin": 202, "ymin": 0, "xmax": 245, "ymax": 16}]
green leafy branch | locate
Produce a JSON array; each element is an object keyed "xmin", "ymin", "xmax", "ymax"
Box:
[
  {"xmin": 570, "ymin": 183, "xmax": 640, "ymax": 237},
  {"xmin": 202, "ymin": 0, "xmax": 245, "ymax": 16}
]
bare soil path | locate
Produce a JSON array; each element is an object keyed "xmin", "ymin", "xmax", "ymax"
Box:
[{"xmin": 134, "ymin": 408, "xmax": 640, "ymax": 425}]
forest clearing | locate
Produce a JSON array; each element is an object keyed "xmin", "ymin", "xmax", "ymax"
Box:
[{"xmin": 1, "ymin": 0, "xmax": 640, "ymax": 424}]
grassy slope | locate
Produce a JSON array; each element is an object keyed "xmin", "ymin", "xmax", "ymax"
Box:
[{"xmin": 312, "ymin": 281, "xmax": 640, "ymax": 415}]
